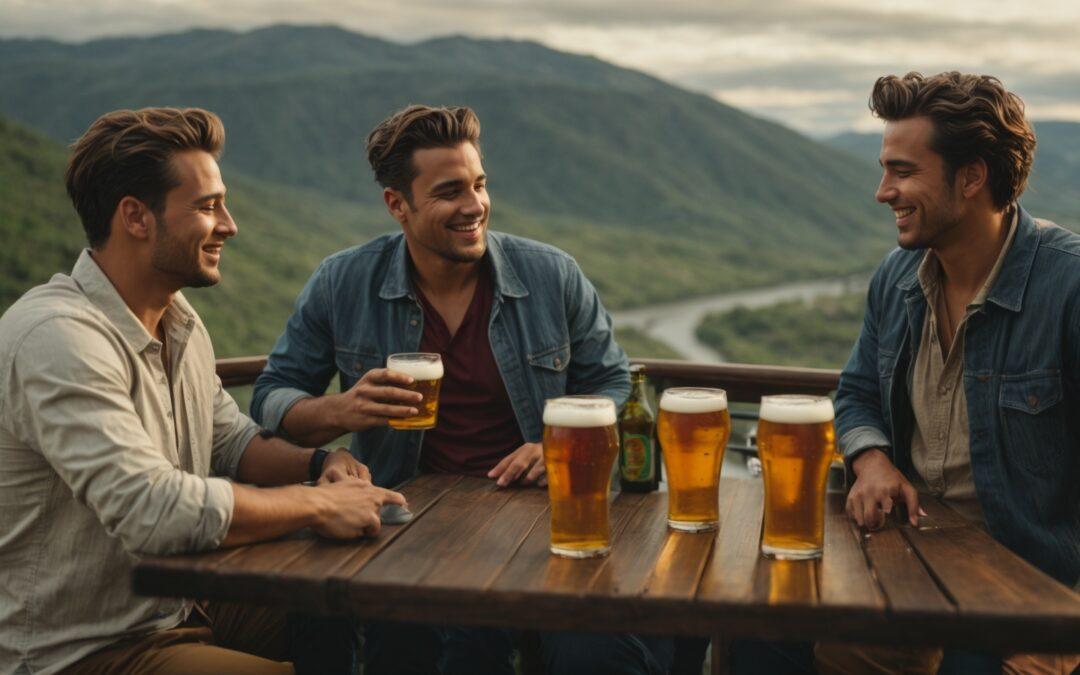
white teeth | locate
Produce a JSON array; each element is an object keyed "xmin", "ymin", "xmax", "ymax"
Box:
[
  {"xmin": 893, "ymin": 207, "xmax": 915, "ymax": 218},
  {"xmin": 450, "ymin": 223, "xmax": 480, "ymax": 232}
]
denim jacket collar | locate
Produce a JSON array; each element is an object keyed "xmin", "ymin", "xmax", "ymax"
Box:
[
  {"xmin": 893, "ymin": 205, "xmax": 1037, "ymax": 314},
  {"xmin": 378, "ymin": 233, "xmax": 530, "ymax": 302}
]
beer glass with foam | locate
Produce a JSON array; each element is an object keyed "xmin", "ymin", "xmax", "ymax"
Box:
[
  {"xmin": 542, "ymin": 396, "xmax": 619, "ymax": 558},
  {"xmin": 757, "ymin": 394, "xmax": 835, "ymax": 559},
  {"xmin": 386, "ymin": 353, "xmax": 444, "ymax": 430},
  {"xmin": 658, "ymin": 388, "xmax": 730, "ymax": 532}
]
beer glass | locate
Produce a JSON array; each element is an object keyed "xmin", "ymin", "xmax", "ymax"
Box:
[
  {"xmin": 386, "ymin": 353, "xmax": 444, "ymax": 430},
  {"xmin": 757, "ymin": 394, "xmax": 835, "ymax": 560},
  {"xmin": 542, "ymin": 396, "xmax": 620, "ymax": 558},
  {"xmin": 658, "ymin": 388, "xmax": 730, "ymax": 532}
]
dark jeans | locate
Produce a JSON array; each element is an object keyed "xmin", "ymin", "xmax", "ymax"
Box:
[
  {"xmin": 730, "ymin": 640, "xmax": 1004, "ymax": 675},
  {"xmin": 364, "ymin": 622, "xmax": 674, "ymax": 675},
  {"xmin": 288, "ymin": 612, "xmax": 360, "ymax": 675}
]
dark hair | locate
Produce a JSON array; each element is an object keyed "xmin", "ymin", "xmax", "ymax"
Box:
[
  {"xmin": 65, "ymin": 108, "xmax": 225, "ymax": 248},
  {"xmin": 365, "ymin": 105, "xmax": 481, "ymax": 200},
  {"xmin": 869, "ymin": 71, "xmax": 1036, "ymax": 210}
]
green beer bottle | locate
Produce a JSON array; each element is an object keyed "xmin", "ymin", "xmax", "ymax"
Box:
[{"xmin": 619, "ymin": 364, "xmax": 658, "ymax": 492}]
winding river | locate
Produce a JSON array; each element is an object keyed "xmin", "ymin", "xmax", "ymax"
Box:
[{"xmin": 610, "ymin": 275, "xmax": 870, "ymax": 363}]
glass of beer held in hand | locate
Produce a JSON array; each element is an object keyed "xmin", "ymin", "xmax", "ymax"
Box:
[
  {"xmin": 658, "ymin": 388, "xmax": 730, "ymax": 532},
  {"xmin": 757, "ymin": 395, "xmax": 835, "ymax": 560},
  {"xmin": 543, "ymin": 396, "xmax": 620, "ymax": 558},
  {"xmin": 386, "ymin": 353, "xmax": 444, "ymax": 430}
]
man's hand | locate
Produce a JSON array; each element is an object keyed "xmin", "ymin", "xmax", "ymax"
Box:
[
  {"xmin": 488, "ymin": 442, "xmax": 547, "ymax": 487},
  {"xmin": 312, "ymin": 477, "xmax": 407, "ymax": 539},
  {"xmin": 319, "ymin": 448, "xmax": 371, "ymax": 484},
  {"xmin": 846, "ymin": 448, "xmax": 921, "ymax": 529},
  {"xmin": 330, "ymin": 368, "xmax": 423, "ymax": 432}
]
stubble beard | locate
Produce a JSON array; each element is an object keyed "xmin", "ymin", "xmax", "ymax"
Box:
[{"xmin": 150, "ymin": 215, "xmax": 219, "ymax": 289}]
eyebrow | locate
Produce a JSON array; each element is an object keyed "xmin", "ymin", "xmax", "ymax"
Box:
[
  {"xmin": 192, "ymin": 190, "xmax": 225, "ymax": 204},
  {"xmin": 879, "ymin": 159, "xmax": 918, "ymax": 169},
  {"xmin": 429, "ymin": 174, "xmax": 487, "ymax": 193}
]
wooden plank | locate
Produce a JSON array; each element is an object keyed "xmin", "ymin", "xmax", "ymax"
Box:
[
  {"xmin": 488, "ymin": 491, "xmax": 647, "ymax": 595},
  {"xmin": 587, "ymin": 491, "xmax": 672, "ymax": 596},
  {"xmin": 861, "ymin": 525, "xmax": 953, "ymax": 615},
  {"xmin": 350, "ymin": 477, "xmax": 513, "ymax": 586},
  {"xmin": 818, "ymin": 493, "xmax": 886, "ymax": 611},
  {"xmin": 133, "ymin": 545, "xmax": 250, "ymax": 599},
  {"xmin": 750, "ymin": 557, "xmax": 817, "ymax": 606},
  {"xmin": 643, "ymin": 482, "xmax": 732, "ymax": 601},
  {"xmin": 419, "ymin": 487, "xmax": 549, "ymax": 589},
  {"xmin": 697, "ymin": 478, "xmax": 764, "ymax": 603}
]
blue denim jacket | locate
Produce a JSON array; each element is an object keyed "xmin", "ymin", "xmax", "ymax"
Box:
[
  {"xmin": 251, "ymin": 231, "xmax": 629, "ymax": 488},
  {"xmin": 836, "ymin": 207, "xmax": 1080, "ymax": 585}
]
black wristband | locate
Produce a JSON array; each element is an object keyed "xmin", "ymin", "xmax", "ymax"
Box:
[{"xmin": 308, "ymin": 448, "xmax": 330, "ymax": 482}]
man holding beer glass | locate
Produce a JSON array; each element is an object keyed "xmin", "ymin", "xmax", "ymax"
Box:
[{"xmin": 253, "ymin": 105, "xmax": 672, "ymax": 674}]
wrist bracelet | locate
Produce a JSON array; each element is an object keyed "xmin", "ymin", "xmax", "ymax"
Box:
[{"xmin": 308, "ymin": 448, "xmax": 329, "ymax": 482}]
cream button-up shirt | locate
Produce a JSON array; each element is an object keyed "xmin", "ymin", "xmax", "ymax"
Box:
[{"xmin": 0, "ymin": 251, "xmax": 259, "ymax": 674}]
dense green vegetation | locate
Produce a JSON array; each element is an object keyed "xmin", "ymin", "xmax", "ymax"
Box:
[{"xmin": 696, "ymin": 293, "xmax": 866, "ymax": 369}]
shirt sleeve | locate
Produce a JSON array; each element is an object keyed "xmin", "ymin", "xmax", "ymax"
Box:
[
  {"xmin": 209, "ymin": 375, "xmax": 262, "ymax": 479},
  {"xmin": 251, "ymin": 261, "xmax": 338, "ymax": 434},
  {"xmin": 8, "ymin": 317, "xmax": 234, "ymax": 556},
  {"xmin": 562, "ymin": 256, "xmax": 631, "ymax": 408}
]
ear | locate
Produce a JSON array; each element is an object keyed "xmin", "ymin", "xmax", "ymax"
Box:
[
  {"xmin": 957, "ymin": 158, "xmax": 988, "ymax": 199},
  {"xmin": 383, "ymin": 187, "xmax": 411, "ymax": 226},
  {"xmin": 115, "ymin": 196, "xmax": 155, "ymax": 242}
]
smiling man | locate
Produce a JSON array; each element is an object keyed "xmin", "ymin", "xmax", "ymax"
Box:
[
  {"xmin": 250, "ymin": 105, "xmax": 672, "ymax": 674},
  {"xmin": 0, "ymin": 108, "xmax": 405, "ymax": 674},
  {"xmin": 824, "ymin": 72, "xmax": 1080, "ymax": 674}
]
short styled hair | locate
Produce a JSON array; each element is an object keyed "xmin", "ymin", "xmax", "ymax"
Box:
[
  {"xmin": 65, "ymin": 108, "xmax": 225, "ymax": 248},
  {"xmin": 365, "ymin": 105, "xmax": 481, "ymax": 199},
  {"xmin": 869, "ymin": 72, "xmax": 1036, "ymax": 210}
]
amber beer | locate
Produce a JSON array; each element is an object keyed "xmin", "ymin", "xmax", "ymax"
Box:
[
  {"xmin": 543, "ymin": 396, "xmax": 620, "ymax": 558},
  {"xmin": 658, "ymin": 388, "xmax": 730, "ymax": 532},
  {"xmin": 386, "ymin": 353, "xmax": 444, "ymax": 430},
  {"xmin": 757, "ymin": 395, "xmax": 835, "ymax": 559}
]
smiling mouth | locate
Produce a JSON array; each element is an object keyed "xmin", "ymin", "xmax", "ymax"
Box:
[
  {"xmin": 202, "ymin": 245, "xmax": 223, "ymax": 256},
  {"xmin": 893, "ymin": 206, "xmax": 916, "ymax": 219},
  {"xmin": 448, "ymin": 221, "xmax": 482, "ymax": 233}
]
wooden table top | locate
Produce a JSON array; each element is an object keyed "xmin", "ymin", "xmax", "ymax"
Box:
[{"xmin": 133, "ymin": 474, "xmax": 1080, "ymax": 652}]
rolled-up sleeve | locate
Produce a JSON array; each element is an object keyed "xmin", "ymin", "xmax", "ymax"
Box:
[{"xmin": 10, "ymin": 318, "xmax": 234, "ymax": 555}]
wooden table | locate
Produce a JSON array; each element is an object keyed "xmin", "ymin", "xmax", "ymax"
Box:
[{"xmin": 134, "ymin": 474, "xmax": 1080, "ymax": 655}]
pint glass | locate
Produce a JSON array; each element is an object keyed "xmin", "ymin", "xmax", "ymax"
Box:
[
  {"xmin": 658, "ymin": 388, "xmax": 730, "ymax": 532},
  {"xmin": 757, "ymin": 395, "xmax": 835, "ymax": 559},
  {"xmin": 542, "ymin": 396, "xmax": 620, "ymax": 558},
  {"xmin": 386, "ymin": 353, "xmax": 444, "ymax": 430}
]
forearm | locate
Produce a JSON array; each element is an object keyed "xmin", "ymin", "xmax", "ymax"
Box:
[
  {"xmin": 235, "ymin": 435, "xmax": 315, "ymax": 486},
  {"xmin": 280, "ymin": 394, "xmax": 349, "ymax": 447},
  {"xmin": 222, "ymin": 483, "xmax": 329, "ymax": 547}
]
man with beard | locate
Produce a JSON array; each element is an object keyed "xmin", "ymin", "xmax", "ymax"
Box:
[
  {"xmin": 736, "ymin": 72, "xmax": 1079, "ymax": 675},
  {"xmin": 252, "ymin": 105, "xmax": 673, "ymax": 674},
  {"xmin": 0, "ymin": 108, "xmax": 405, "ymax": 674}
]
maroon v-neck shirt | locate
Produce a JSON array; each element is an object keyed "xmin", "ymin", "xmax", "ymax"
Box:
[{"xmin": 414, "ymin": 265, "xmax": 524, "ymax": 476}]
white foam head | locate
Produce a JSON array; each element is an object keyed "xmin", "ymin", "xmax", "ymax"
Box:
[
  {"xmin": 387, "ymin": 354, "xmax": 444, "ymax": 380},
  {"xmin": 759, "ymin": 395, "xmax": 834, "ymax": 424},
  {"xmin": 660, "ymin": 388, "xmax": 728, "ymax": 414},
  {"xmin": 543, "ymin": 396, "xmax": 616, "ymax": 427}
]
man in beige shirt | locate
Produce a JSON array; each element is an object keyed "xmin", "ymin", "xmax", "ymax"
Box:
[{"xmin": 0, "ymin": 108, "xmax": 405, "ymax": 674}]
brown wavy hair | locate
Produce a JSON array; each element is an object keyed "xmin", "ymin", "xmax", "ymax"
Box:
[
  {"xmin": 366, "ymin": 105, "xmax": 481, "ymax": 202},
  {"xmin": 65, "ymin": 108, "xmax": 224, "ymax": 248},
  {"xmin": 869, "ymin": 72, "xmax": 1036, "ymax": 210}
]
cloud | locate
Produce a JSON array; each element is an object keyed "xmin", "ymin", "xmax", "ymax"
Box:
[{"xmin": 3, "ymin": 0, "xmax": 1079, "ymax": 134}]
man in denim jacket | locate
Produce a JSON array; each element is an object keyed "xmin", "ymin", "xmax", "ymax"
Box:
[
  {"xmin": 252, "ymin": 105, "xmax": 673, "ymax": 675},
  {"xmin": 825, "ymin": 73, "xmax": 1078, "ymax": 674}
]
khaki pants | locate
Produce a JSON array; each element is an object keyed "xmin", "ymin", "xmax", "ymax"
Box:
[
  {"xmin": 62, "ymin": 602, "xmax": 294, "ymax": 674},
  {"xmin": 815, "ymin": 643, "xmax": 1080, "ymax": 675}
]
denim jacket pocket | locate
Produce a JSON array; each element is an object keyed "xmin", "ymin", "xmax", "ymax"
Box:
[
  {"xmin": 528, "ymin": 343, "xmax": 571, "ymax": 399},
  {"xmin": 334, "ymin": 347, "xmax": 383, "ymax": 389},
  {"xmin": 998, "ymin": 371, "xmax": 1066, "ymax": 477}
]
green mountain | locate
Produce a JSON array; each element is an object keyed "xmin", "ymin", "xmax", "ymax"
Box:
[
  {"xmin": 2, "ymin": 25, "xmax": 902, "ymax": 357},
  {"xmin": 827, "ymin": 123, "xmax": 1080, "ymax": 227}
]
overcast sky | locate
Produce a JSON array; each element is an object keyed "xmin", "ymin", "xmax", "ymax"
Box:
[{"xmin": 3, "ymin": 0, "xmax": 1079, "ymax": 136}]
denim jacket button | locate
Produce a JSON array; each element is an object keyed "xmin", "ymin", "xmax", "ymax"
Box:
[
  {"xmin": 1027, "ymin": 394, "xmax": 1039, "ymax": 408},
  {"xmin": 410, "ymin": 319, "xmax": 418, "ymax": 327}
]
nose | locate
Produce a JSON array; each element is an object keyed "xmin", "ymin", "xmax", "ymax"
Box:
[
  {"xmin": 217, "ymin": 203, "xmax": 238, "ymax": 238},
  {"xmin": 461, "ymin": 188, "xmax": 485, "ymax": 218},
  {"xmin": 875, "ymin": 173, "xmax": 897, "ymax": 204}
]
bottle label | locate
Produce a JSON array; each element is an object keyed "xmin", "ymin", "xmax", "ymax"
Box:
[{"xmin": 620, "ymin": 432, "xmax": 654, "ymax": 482}]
